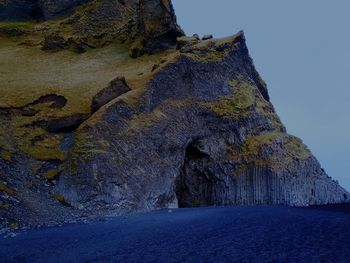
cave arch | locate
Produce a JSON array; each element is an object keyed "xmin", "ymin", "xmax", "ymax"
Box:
[{"xmin": 175, "ymin": 140, "xmax": 216, "ymax": 208}]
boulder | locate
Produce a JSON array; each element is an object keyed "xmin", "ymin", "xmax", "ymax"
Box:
[
  {"xmin": 176, "ymin": 35, "xmax": 200, "ymax": 49},
  {"xmin": 91, "ymin": 77, "xmax": 131, "ymax": 113},
  {"xmin": 41, "ymin": 34, "xmax": 67, "ymax": 51},
  {"xmin": 202, "ymin": 34, "xmax": 213, "ymax": 40}
]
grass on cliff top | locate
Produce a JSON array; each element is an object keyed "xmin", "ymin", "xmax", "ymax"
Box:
[
  {"xmin": 0, "ymin": 37, "xmax": 178, "ymax": 116},
  {"xmin": 0, "ymin": 37, "xmax": 177, "ymax": 161},
  {"xmin": 185, "ymin": 32, "xmax": 244, "ymax": 62},
  {"xmin": 0, "ymin": 21, "xmax": 36, "ymax": 30}
]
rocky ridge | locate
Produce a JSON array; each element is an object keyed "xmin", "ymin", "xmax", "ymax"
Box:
[{"xmin": 0, "ymin": 0, "xmax": 348, "ymax": 229}]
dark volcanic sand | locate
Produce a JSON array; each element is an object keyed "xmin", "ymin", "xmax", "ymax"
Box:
[{"xmin": 1, "ymin": 205, "xmax": 350, "ymax": 263}]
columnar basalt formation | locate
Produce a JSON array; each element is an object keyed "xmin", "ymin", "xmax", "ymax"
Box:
[{"xmin": 0, "ymin": 0, "xmax": 348, "ymax": 229}]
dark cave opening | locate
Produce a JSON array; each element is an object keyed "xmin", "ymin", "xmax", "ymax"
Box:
[{"xmin": 175, "ymin": 140, "xmax": 215, "ymax": 208}]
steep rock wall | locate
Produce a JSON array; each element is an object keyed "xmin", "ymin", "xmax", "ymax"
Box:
[
  {"xmin": 56, "ymin": 33, "xmax": 348, "ymax": 216},
  {"xmin": 0, "ymin": 0, "xmax": 92, "ymax": 20},
  {"xmin": 0, "ymin": 0, "xmax": 184, "ymax": 55}
]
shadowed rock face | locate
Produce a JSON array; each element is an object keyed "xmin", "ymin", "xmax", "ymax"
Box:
[
  {"xmin": 138, "ymin": 0, "xmax": 184, "ymax": 54},
  {"xmin": 0, "ymin": 0, "xmax": 92, "ymax": 20},
  {"xmin": 91, "ymin": 77, "xmax": 131, "ymax": 113},
  {"xmin": 0, "ymin": 1, "xmax": 348, "ymax": 229},
  {"xmin": 0, "ymin": 0, "xmax": 184, "ymax": 55}
]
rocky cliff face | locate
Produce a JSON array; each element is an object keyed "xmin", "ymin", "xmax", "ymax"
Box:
[
  {"xmin": 0, "ymin": 0, "xmax": 348, "ymax": 229},
  {"xmin": 0, "ymin": 0, "xmax": 91, "ymax": 20}
]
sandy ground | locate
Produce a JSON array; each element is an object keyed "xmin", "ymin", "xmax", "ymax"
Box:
[{"xmin": 1, "ymin": 205, "xmax": 350, "ymax": 263}]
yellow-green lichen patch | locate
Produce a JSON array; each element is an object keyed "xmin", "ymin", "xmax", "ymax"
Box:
[
  {"xmin": 9, "ymin": 222, "xmax": 18, "ymax": 229},
  {"xmin": 70, "ymin": 130, "xmax": 110, "ymax": 175},
  {"xmin": 242, "ymin": 132, "xmax": 284, "ymax": 156},
  {"xmin": 45, "ymin": 168, "xmax": 63, "ymax": 180},
  {"xmin": 0, "ymin": 182, "xmax": 16, "ymax": 196},
  {"xmin": 0, "ymin": 202, "xmax": 9, "ymax": 210},
  {"xmin": 6, "ymin": 101, "xmax": 69, "ymax": 161},
  {"xmin": 231, "ymin": 132, "xmax": 311, "ymax": 173},
  {"xmin": 25, "ymin": 181, "xmax": 34, "ymax": 189},
  {"xmin": 54, "ymin": 193, "xmax": 65, "ymax": 203},
  {"xmin": 11, "ymin": 122, "xmax": 66, "ymax": 161},
  {"xmin": 284, "ymin": 135, "xmax": 311, "ymax": 160},
  {"xmin": 0, "ymin": 149, "xmax": 12, "ymax": 161},
  {"xmin": 125, "ymin": 108, "xmax": 167, "ymax": 135},
  {"xmin": 206, "ymin": 79, "xmax": 255, "ymax": 117},
  {"xmin": 54, "ymin": 193, "xmax": 70, "ymax": 206},
  {"xmin": 0, "ymin": 39, "xmax": 177, "ymax": 113},
  {"xmin": 184, "ymin": 32, "xmax": 243, "ymax": 63},
  {"xmin": 0, "ymin": 26, "xmax": 177, "ymax": 161},
  {"xmin": 0, "ymin": 120, "xmax": 15, "ymax": 161},
  {"xmin": 0, "ymin": 21, "xmax": 36, "ymax": 30},
  {"xmin": 0, "ymin": 21, "xmax": 37, "ymax": 38},
  {"xmin": 205, "ymin": 78, "xmax": 284, "ymax": 130},
  {"xmin": 73, "ymin": 131, "xmax": 109, "ymax": 156},
  {"xmin": 31, "ymin": 162, "xmax": 42, "ymax": 174}
]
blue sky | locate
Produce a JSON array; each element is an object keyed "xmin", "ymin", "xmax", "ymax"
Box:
[{"xmin": 172, "ymin": 0, "xmax": 350, "ymax": 191}]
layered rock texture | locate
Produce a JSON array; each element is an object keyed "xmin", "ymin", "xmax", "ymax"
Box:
[{"xmin": 0, "ymin": 0, "xmax": 348, "ymax": 228}]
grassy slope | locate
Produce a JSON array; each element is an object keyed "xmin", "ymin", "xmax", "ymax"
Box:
[
  {"xmin": 0, "ymin": 37, "xmax": 177, "ymax": 116},
  {"xmin": 0, "ymin": 33, "xmax": 178, "ymax": 161}
]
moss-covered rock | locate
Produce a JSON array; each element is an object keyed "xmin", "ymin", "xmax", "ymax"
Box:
[
  {"xmin": 235, "ymin": 132, "xmax": 311, "ymax": 171},
  {"xmin": 0, "ymin": 182, "xmax": 16, "ymax": 196},
  {"xmin": 45, "ymin": 168, "xmax": 62, "ymax": 180}
]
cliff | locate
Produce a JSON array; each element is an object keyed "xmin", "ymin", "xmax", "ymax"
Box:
[{"xmin": 0, "ymin": 0, "xmax": 348, "ymax": 229}]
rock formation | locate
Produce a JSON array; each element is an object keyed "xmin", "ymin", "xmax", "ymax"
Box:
[{"xmin": 0, "ymin": 0, "xmax": 348, "ymax": 229}]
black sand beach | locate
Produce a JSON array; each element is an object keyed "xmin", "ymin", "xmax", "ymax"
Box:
[{"xmin": 1, "ymin": 205, "xmax": 350, "ymax": 263}]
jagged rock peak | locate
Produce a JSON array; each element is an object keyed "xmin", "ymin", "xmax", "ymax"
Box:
[{"xmin": 137, "ymin": 0, "xmax": 184, "ymax": 55}]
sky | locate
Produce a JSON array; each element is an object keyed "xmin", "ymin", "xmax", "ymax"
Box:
[{"xmin": 172, "ymin": 0, "xmax": 350, "ymax": 191}]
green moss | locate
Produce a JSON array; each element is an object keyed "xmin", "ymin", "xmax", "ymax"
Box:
[
  {"xmin": 284, "ymin": 135, "xmax": 311, "ymax": 160},
  {"xmin": 25, "ymin": 181, "xmax": 33, "ymax": 189},
  {"xmin": 230, "ymin": 131, "xmax": 311, "ymax": 173},
  {"xmin": 205, "ymin": 78, "xmax": 284, "ymax": 130},
  {"xmin": 184, "ymin": 32, "xmax": 243, "ymax": 63},
  {"xmin": 73, "ymin": 131, "xmax": 109, "ymax": 155},
  {"xmin": 0, "ymin": 202, "xmax": 9, "ymax": 210},
  {"xmin": 45, "ymin": 168, "xmax": 62, "ymax": 180},
  {"xmin": 70, "ymin": 131, "xmax": 110, "ymax": 175},
  {"xmin": 31, "ymin": 162, "xmax": 42, "ymax": 174},
  {"xmin": 0, "ymin": 21, "xmax": 36, "ymax": 31},
  {"xmin": 54, "ymin": 193, "xmax": 65, "ymax": 203},
  {"xmin": 12, "ymin": 124, "xmax": 66, "ymax": 161},
  {"xmin": 9, "ymin": 222, "xmax": 18, "ymax": 229},
  {"xmin": 243, "ymin": 132, "xmax": 283, "ymax": 156},
  {"xmin": 125, "ymin": 108, "xmax": 167, "ymax": 134},
  {"xmin": 0, "ymin": 120, "xmax": 15, "ymax": 161},
  {"xmin": 0, "ymin": 182, "xmax": 15, "ymax": 196},
  {"xmin": 207, "ymin": 79, "xmax": 255, "ymax": 117},
  {"xmin": 0, "ymin": 39, "xmax": 175, "ymax": 111},
  {"xmin": 54, "ymin": 193, "xmax": 70, "ymax": 206},
  {"xmin": 0, "ymin": 150, "xmax": 12, "ymax": 161},
  {"xmin": 0, "ymin": 29, "xmax": 176, "ymax": 161}
]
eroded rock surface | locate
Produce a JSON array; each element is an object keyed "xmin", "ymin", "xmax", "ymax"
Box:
[
  {"xmin": 0, "ymin": 0, "xmax": 91, "ymax": 20},
  {"xmin": 0, "ymin": 0, "xmax": 184, "ymax": 55}
]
